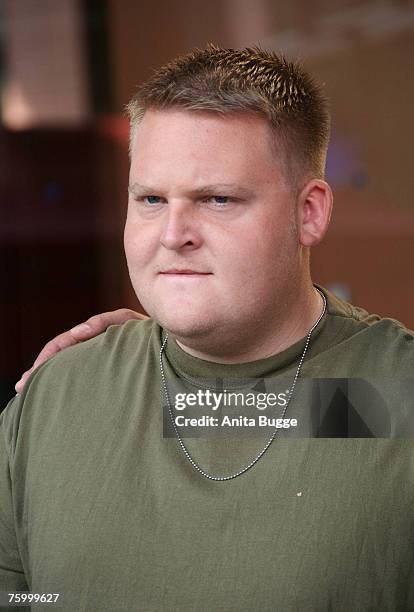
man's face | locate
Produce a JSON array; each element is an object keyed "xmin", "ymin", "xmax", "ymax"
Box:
[{"xmin": 124, "ymin": 109, "xmax": 302, "ymax": 347}]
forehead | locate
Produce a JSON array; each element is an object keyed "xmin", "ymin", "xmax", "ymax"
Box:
[
  {"xmin": 129, "ymin": 109, "xmax": 285, "ymax": 187},
  {"xmin": 132, "ymin": 108, "xmax": 274, "ymax": 145}
]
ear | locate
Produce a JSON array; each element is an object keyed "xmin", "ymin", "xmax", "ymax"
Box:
[{"xmin": 296, "ymin": 179, "xmax": 333, "ymax": 247}]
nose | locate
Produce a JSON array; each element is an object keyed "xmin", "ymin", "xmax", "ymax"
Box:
[{"xmin": 160, "ymin": 202, "xmax": 202, "ymax": 251}]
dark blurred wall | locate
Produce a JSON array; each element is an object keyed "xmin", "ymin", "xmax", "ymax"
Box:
[
  {"xmin": 0, "ymin": 127, "xmax": 126, "ymax": 404},
  {"xmin": 311, "ymin": 28, "xmax": 414, "ymax": 323}
]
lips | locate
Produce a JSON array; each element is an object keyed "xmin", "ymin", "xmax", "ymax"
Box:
[{"xmin": 159, "ymin": 269, "xmax": 211, "ymax": 275}]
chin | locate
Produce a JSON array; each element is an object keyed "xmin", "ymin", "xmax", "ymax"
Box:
[
  {"xmin": 157, "ymin": 316, "xmax": 212, "ymax": 339},
  {"xmin": 151, "ymin": 307, "xmax": 216, "ymax": 339},
  {"xmin": 138, "ymin": 290, "xmax": 217, "ymax": 336}
]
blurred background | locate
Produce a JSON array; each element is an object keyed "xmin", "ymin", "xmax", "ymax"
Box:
[{"xmin": 1, "ymin": 0, "xmax": 414, "ymax": 405}]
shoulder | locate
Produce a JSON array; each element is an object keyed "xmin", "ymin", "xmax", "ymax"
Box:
[
  {"xmin": 318, "ymin": 284, "xmax": 414, "ymax": 375},
  {"xmin": 69, "ymin": 316, "xmax": 158, "ymax": 358},
  {"xmin": 1, "ymin": 318, "xmax": 161, "ymax": 450},
  {"xmin": 19, "ymin": 317, "xmax": 160, "ymax": 398}
]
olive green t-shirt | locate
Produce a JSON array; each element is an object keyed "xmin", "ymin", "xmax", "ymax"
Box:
[{"xmin": 1, "ymin": 285, "xmax": 414, "ymax": 611}]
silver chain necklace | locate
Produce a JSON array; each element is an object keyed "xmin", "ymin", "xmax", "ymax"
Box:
[{"xmin": 159, "ymin": 287, "xmax": 327, "ymax": 481}]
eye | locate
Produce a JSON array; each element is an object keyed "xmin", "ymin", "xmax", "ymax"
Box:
[
  {"xmin": 206, "ymin": 195, "xmax": 232, "ymax": 207},
  {"xmin": 144, "ymin": 195, "xmax": 163, "ymax": 205}
]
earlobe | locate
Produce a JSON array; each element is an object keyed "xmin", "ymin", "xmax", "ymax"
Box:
[{"xmin": 297, "ymin": 179, "xmax": 333, "ymax": 247}]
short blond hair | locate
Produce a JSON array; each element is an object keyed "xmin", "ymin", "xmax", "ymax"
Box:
[{"xmin": 126, "ymin": 44, "xmax": 330, "ymax": 191}]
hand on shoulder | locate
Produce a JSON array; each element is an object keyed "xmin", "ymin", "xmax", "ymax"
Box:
[{"xmin": 15, "ymin": 309, "xmax": 148, "ymax": 393}]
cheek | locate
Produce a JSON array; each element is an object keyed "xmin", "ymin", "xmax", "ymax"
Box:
[
  {"xmin": 226, "ymin": 222, "xmax": 296, "ymax": 286},
  {"xmin": 228, "ymin": 223, "xmax": 278, "ymax": 266},
  {"xmin": 124, "ymin": 223, "xmax": 156, "ymax": 268}
]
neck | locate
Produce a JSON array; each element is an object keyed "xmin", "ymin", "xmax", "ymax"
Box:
[{"xmin": 173, "ymin": 282, "xmax": 324, "ymax": 364}]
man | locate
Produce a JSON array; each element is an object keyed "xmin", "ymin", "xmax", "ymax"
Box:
[{"xmin": 2, "ymin": 45, "xmax": 414, "ymax": 611}]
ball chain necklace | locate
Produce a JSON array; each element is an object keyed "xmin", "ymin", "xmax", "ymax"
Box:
[{"xmin": 159, "ymin": 287, "xmax": 327, "ymax": 482}]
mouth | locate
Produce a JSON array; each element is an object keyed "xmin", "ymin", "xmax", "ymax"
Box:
[{"xmin": 159, "ymin": 269, "xmax": 212, "ymax": 276}]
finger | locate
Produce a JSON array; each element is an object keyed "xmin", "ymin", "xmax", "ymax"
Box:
[
  {"xmin": 16, "ymin": 309, "xmax": 148, "ymax": 392},
  {"xmin": 16, "ymin": 334, "xmax": 74, "ymax": 392},
  {"xmin": 15, "ymin": 369, "xmax": 33, "ymax": 394},
  {"xmin": 30, "ymin": 310, "xmax": 146, "ymax": 370},
  {"xmin": 71, "ymin": 309, "xmax": 147, "ymax": 339},
  {"xmin": 15, "ymin": 333, "xmax": 75, "ymax": 392},
  {"xmin": 14, "ymin": 323, "xmax": 104, "ymax": 393},
  {"xmin": 31, "ymin": 332, "xmax": 79, "ymax": 371}
]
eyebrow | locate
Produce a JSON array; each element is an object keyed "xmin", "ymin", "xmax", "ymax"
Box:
[{"xmin": 128, "ymin": 183, "xmax": 254, "ymax": 198}]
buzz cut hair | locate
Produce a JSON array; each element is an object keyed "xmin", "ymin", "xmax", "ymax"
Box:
[{"xmin": 126, "ymin": 44, "xmax": 330, "ymax": 192}]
